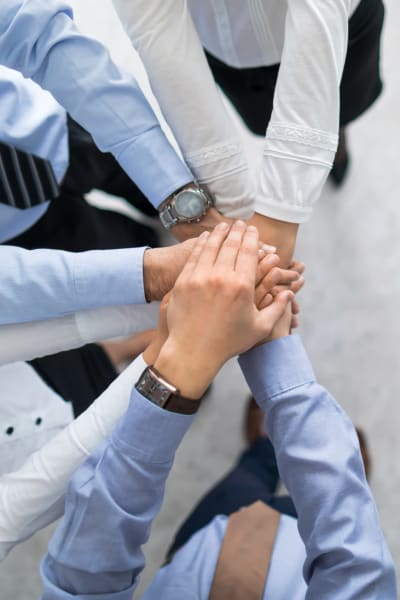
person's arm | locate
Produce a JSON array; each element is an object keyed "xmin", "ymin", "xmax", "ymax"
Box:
[
  {"xmin": 0, "ymin": 304, "xmax": 159, "ymax": 365},
  {"xmin": 239, "ymin": 335, "xmax": 397, "ymax": 598},
  {"xmin": 0, "ymin": 0, "xmax": 193, "ymax": 207},
  {"xmin": 112, "ymin": 0, "xmax": 254, "ymax": 221},
  {"xmin": 0, "ymin": 240, "xmax": 195, "ymax": 325},
  {"xmin": 40, "ymin": 222, "xmax": 293, "ymax": 598},
  {"xmin": 0, "ymin": 353, "xmax": 149, "ymax": 562},
  {"xmin": 256, "ymin": 0, "xmax": 351, "ymax": 225}
]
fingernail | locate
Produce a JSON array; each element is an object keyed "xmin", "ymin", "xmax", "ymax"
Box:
[
  {"xmin": 216, "ymin": 222, "xmax": 229, "ymax": 231},
  {"xmin": 200, "ymin": 231, "xmax": 210, "ymax": 239},
  {"xmin": 258, "ymin": 248, "xmax": 266, "ymax": 258},
  {"xmin": 234, "ymin": 220, "xmax": 246, "ymax": 228},
  {"xmin": 247, "ymin": 225, "xmax": 258, "ymax": 233},
  {"xmin": 265, "ymin": 254, "xmax": 278, "ymax": 265},
  {"xmin": 262, "ymin": 244, "xmax": 276, "ymax": 253}
]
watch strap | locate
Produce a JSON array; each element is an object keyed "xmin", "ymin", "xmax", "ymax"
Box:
[{"xmin": 135, "ymin": 366, "xmax": 201, "ymax": 415}]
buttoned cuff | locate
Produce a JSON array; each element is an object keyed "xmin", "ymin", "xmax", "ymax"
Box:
[
  {"xmin": 111, "ymin": 387, "xmax": 195, "ymax": 464},
  {"xmin": 71, "ymin": 247, "xmax": 147, "ymax": 308},
  {"xmin": 238, "ymin": 334, "xmax": 315, "ymax": 410},
  {"xmin": 114, "ymin": 126, "xmax": 193, "ymax": 208}
]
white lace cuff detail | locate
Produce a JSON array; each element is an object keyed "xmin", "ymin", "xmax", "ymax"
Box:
[{"xmin": 267, "ymin": 122, "xmax": 338, "ymax": 153}]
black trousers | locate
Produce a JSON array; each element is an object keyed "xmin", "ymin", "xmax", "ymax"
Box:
[
  {"xmin": 167, "ymin": 437, "xmax": 296, "ymax": 559},
  {"xmin": 205, "ymin": 0, "xmax": 385, "ymax": 135},
  {"xmin": 7, "ymin": 118, "xmax": 158, "ymax": 415}
]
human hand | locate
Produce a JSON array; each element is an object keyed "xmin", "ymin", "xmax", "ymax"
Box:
[
  {"xmin": 143, "ymin": 293, "xmax": 170, "ymax": 366},
  {"xmin": 247, "ymin": 213, "xmax": 299, "ymax": 267},
  {"xmin": 143, "ymin": 239, "xmax": 198, "ymax": 302},
  {"xmin": 171, "ymin": 207, "xmax": 235, "ymax": 243},
  {"xmin": 154, "ymin": 221, "xmax": 293, "ymax": 398}
]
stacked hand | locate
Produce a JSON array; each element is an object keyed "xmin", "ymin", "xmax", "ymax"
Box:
[{"xmin": 145, "ymin": 221, "xmax": 304, "ymax": 400}]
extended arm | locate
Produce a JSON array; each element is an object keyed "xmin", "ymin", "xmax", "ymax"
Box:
[
  {"xmin": 0, "ymin": 240, "xmax": 195, "ymax": 325},
  {"xmin": 112, "ymin": 0, "xmax": 253, "ymax": 220},
  {"xmin": 0, "ymin": 354, "xmax": 149, "ymax": 562},
  {"xmin": 239, "ymin": 335, "xmax": 397, "ymax": 598},
  {"xmin": 0, "ymin": 246, "xmax": 146, "ymax": 324},
  {"xmin": 0, "ymin": 0, "xmax": 192, "ymax": 207}
]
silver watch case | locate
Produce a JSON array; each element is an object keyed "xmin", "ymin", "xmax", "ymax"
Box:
[{"xmin": 159, "ymin": 186, "xmax": 214, "ymax": 229}]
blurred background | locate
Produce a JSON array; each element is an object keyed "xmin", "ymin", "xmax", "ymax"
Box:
[{"xmin": 1, "ymin": 0, "xmax": 400, "ymax": 597}]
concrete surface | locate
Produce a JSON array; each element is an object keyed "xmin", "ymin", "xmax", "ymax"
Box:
[{"xmin": 1, "ymin": 0, "xmax": 400, "ymax": 597}]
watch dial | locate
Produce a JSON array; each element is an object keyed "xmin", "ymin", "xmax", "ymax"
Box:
[{"xmin": 175, "ymin": 190, "xmax": 204, "ymax": 218}]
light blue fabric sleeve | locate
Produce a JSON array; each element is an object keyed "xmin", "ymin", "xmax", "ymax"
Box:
[
  {"xmin": 0, "ymin": 246, "xmax": 146, "ymax": 324},
  {"xmin": 239, "ymin": 334, "xmax": 397, "ymax": 599},
  {"xmin": 0, "ymin": 0, "xmax": 192, "ymax": 207},
  {"xmin": 40, "ymin": 388, "xmax": 195, "ymax": 599}
]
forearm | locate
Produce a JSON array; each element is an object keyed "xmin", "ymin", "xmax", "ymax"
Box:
[
  {"xmin": 0, "ymin": 0, "xmax": 192, "ymax": 207},
  {"xmin": 247, "ymin": 213, "xmax": 298, "ymax": 267},
  {"xmin": 113, "ymin": 0, "xmax": 253, "ymax": 218},
  {"xmin": 239, "ymin": 336, "xmax": 397, "ymax": 598},
  {"xmin": 257, "ymin": 0, "xmax": 350, "ymax": 222},
  {"xmin": 41, "ymin": 387, "xmax": 194, "ymax": 598},
  {"xmin": 0, "ymin": 246, "xmax": 146, "ymax": 324},
  {"xmin": 0, "ymin": 304, "xmax": 158, "ymax": 365}
]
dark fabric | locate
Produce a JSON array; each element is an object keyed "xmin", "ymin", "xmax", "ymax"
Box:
[
  {"xmin": 30, "ymin": 344, "xmax": 117, "ymax": 418},
  {"xmin": 205, "ymin": 0, "xmax": 385, "ymax": 135},
  {"xmin": 167, "ymin": 437, "xmax": 296, "ymax": 560},
  {"xmin": 7, "ymin": 117, "xmax": 158, "ymax": 251},
  {"xmin": 0, "ymin": 141, "xmax": 59, "ymax": 209}
]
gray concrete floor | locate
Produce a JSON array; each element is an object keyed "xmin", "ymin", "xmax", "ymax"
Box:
[{"xmin": 1, "ymin": 1, "xmax": 400, "ymax": 598}]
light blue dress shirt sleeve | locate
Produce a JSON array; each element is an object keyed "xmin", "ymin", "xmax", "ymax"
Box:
[
  {"xmin": 239, "ymin": 334, "xmax": 397, "ymax": 599},
  {"xmin": 40, "ymin": 388, "xmax": 195, "ymax": 600},
  {"xmin": 0, "ymin": 0, "xmax": 192, "ymax": 208},
  {"xmin": 0, "ymin": 245, "xmax": 147, "ymax": 324}
]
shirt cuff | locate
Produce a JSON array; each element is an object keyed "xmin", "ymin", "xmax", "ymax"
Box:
[
  {"xmin": 238, "ymin": 334, "xmax": 315, "ymax": 409},
  {"xmin": 111, "ymin": 387, "xmax": 195, "ymax": 464},
  {"xmin": 113, "ymin": 126, "xmax": 193, "ymax": 208},
  {"xmin": 71, "ymin": 247, "xmax": 147, "ymax": 308}
]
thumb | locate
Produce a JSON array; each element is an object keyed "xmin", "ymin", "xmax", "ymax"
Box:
[{"xmin": 257, "ymin": 290, "xmax": 294, "ymax": 334}]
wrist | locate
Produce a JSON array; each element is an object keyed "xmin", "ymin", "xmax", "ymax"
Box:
[{"xmin": 154, "ymin": 339, "xmax": 219, "ymax": 400}]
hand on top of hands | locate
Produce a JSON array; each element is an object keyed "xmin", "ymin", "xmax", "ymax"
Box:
[{"xmin": 151, "ymin": 221, "xmax": 303, "ymax": 398}]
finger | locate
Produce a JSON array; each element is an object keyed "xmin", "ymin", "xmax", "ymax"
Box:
[
  {"xmin": 257, "ymin": 290, "xmax": 294, "ymax": 333},
  {"xmin": 177, "ymin": 230, "xmax": 210, "ymax": 281},
  {"xmin": 256, "ymin": 292, "xmax": 273, "ymax": 310},
  {"xmin": 255, "ymin": 267, "xmax": 299, "ymax": 304},
  {"xmin": 234, "ymin": 226, "xmax": 259, "ymax": 282},
  {"xmin": 258, "ymin": 243, "xmax": 277, "ymax": 261},
  {"xmin": 195, "ymin": 221, "xmax": 232, "ymax": 270},
  {"xmin": 292, "ymin": 297, "xmax": 300, "ymax": 315},
  {"xmin": 269, "ymin": 275, "xmax": 305, "ymax": 297},
  {"xmin": 291, "ymin": 316, "xmax": 299, "ymax": 330},
  {"xmin": 288, "ymin": 260, "xmax": 305, "ymax": 275},
  {"xmin": 256, "ymin": 253, "xmax": 280, "ymax": 285},
  {"xmin": 212, "ymin": 220, "xmax": 248, "ymax": 272}
]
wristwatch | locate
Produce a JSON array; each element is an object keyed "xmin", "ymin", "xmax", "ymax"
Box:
[
  {"xmin": 135, "ymin": 366, "xmax": 201, "ymax": 415},
  {"xmin": 158, "ymin": 183, "xmax": 214, "ymax": 229}
]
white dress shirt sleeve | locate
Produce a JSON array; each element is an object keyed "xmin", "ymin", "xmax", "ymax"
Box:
[
  {"xmin": 257, "ymin": 0, "xmax": 351, "ymax": 222},
  {"xmin": 0, "ymin": 304, "xmax": 159, "ymax": 366},
  {"xmin": 0, "ymin": 246, "xmax": 146, "ymax": 325},
  {"xmin": 0, "ymin": 354, "xmax": 148, "ymax": 561},
  {"xmin": 112, "ymin": 0, "xmax": 254, "ymax": 219}
]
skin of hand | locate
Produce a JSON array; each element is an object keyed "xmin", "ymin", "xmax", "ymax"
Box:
[
  {"xmin": 143, "ymin": 293, "xmax": 170, "ymax": 366},
  {"xmin": 154, "ymin": 221, "xmax": 293, "ymax": 399},
  {"xmin": 247, "ymin": 212, "xmax": 299, "ymax": 268},
  {"xmin": 171, "ymin": 207, "xmax": 235, "ymax": 243},
  {"xmin": 268, "ymin": 302, "xmax": 294, "ymax": 341},
  {"xmin": 143, "ymin": 239, "xmax": 198, "ymax": 302}
]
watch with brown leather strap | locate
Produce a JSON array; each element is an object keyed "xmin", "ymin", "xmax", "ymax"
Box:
[{"xmin": 135, "ymin": 366, "xmax": 201, "ymax": 415}]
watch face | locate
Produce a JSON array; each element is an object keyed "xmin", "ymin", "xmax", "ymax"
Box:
[{"xmin": 175, "ymin": 190, "xmax": 205, "ymax": 219}]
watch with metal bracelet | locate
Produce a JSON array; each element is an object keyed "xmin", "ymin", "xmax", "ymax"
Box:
[
  {"xmin": 158, "ymin": 183, "xmax": 214, "ymax": 229},
  {"xmin": 135, "ymin": 366, "xmax": 201, "ymax": 415}
]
